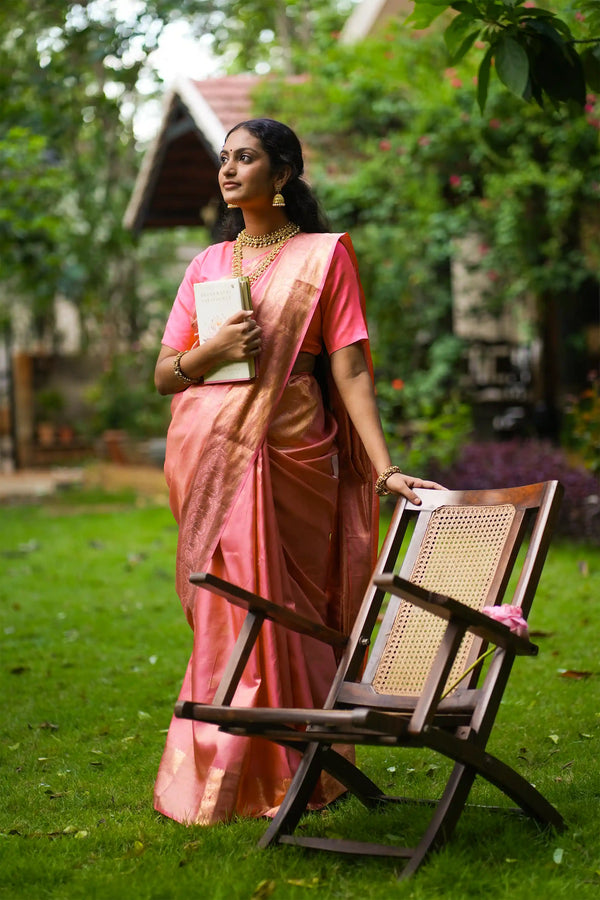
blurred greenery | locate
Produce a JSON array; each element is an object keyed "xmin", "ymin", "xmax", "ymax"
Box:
[
  {"xmin": 256, "ymin": 19, "xmax": 599, "ymax": 467},
  {"xmin": 1, "ymin": 2, "xmax": 598, "ymax": 464},
  {"xmin": 0, "ymin": 491, "xmax": 599, "ymax": 897}
]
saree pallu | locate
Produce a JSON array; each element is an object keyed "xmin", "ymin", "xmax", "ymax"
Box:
[{"xmin": 154, "ymin": 233, "xmax": 378, "ymax": 824}]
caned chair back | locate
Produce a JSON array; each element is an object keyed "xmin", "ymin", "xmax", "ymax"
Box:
[{"xmin": 359, "ymin": 485, "xmax": 554, "ymax": 701}]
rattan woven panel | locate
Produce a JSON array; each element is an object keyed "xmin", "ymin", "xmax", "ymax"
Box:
[{"xmin": 372, "ymin": 504, "xmax": 516, "ymax": 696}]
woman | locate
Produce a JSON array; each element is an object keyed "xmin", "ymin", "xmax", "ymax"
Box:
[{"xmin": 153, "ymin": 118, "xmax": 443, "ymax": 826}]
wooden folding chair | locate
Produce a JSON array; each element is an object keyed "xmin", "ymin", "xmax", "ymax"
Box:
[{"xmin": 175, "ymin": 481, "xmax": 565, "ymax": 878}]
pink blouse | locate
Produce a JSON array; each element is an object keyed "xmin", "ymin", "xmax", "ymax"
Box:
[{"xmin": 162, "ymin": 237, "xmax": 368, "ymax": 356}]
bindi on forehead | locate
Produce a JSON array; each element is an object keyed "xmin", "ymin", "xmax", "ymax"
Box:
[{"xmin": 222, "ymin": 130, "xmax": 263, "ymax": 153}]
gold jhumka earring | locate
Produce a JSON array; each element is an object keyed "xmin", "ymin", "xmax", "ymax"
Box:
[{"xmin": 272, "ymin": 187, "xmax": 285, "ymax": 207}]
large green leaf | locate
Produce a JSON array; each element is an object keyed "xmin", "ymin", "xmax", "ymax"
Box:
[
  {"xmin": 582, "ymin": 45, "xmax": 600, "ymax": 92},
  {"xmin": 444, "ymin": 13, "xmax": 480, "ymax": 63},
  {"xmin": 405, "ymin": 3, "xmax": 447, "ymax": 29},
  {"xmin": 527, "ymin": 30, "xmax": 587, "ymax": 105},
  {"xmin": 477, "ymin": 46, "xmax": 494, "ymax": 112},
  {"xmin": 495, "ymin": 34, "xmax": 530, "ymax": 97}
]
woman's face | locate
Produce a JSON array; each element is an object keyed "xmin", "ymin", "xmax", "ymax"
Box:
[{"xmin": 218, "ymin": 128, "xmax": 277, "ymax": 211}]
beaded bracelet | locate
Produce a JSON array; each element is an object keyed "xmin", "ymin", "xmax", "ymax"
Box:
[
  {"xmin": 374, "ymin": 465, "xmax": 402, "ymax": 496},
  {"xmin": 173, "ymin": 350, "xmax": 202, "ymax": 385}
]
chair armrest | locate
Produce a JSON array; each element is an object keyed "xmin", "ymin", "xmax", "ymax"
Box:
[
  {"xmin": 373, "ymin": 574, "xmax": 537, "ymax": 657},
  {"xmin": 190, "ymin": 572, "xmax": 348, "ymax": 649}
]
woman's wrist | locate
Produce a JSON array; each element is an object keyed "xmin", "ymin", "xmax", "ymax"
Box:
[
  {"xmin": 172, "ymin": 350, "xmax": 203, "ymax": 385},
  {"xmin": 374, "ymin": 464, "xmax": 402, "ymax": 496}
]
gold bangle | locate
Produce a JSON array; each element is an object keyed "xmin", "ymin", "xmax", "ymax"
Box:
[
  {"xmin": 375, "ymin": 465, "xmax": 402, "ymax": 496},
  {"xmin": 173, "ymin": 350, "xmax": 202, "ymax": 385}
]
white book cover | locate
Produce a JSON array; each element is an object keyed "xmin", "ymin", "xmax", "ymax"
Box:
[{"xmin": 193, "ymin": 277, "xmax": 255, "ymax": 383}]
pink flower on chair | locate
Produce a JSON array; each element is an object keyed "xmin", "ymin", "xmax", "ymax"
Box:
[{"xmin": 482, "ymin": 605, "xmax": 529, "ymax": 638}]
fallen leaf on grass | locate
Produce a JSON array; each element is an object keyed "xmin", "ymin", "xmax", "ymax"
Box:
[
  {"xmin": 559, "ymin": 670, "xmax": 593, "ymax": 680},
  {"xmin": 183, "ymin": 840, "xmax": 202, "ymax": 853},
  {"xmin": 553, "ymin": 848, "xmax": 564, "ymax": 864},
  {"xmin": 122, "ymin": 840, "xmax": 145, "ymax": 859},
  {"xmin": 251, "ymin": 880, "xmax": 276, "ymax": 899},
  {"xmin": 286, "ymin": 877, "xmax": 321, "ymax": 888}
]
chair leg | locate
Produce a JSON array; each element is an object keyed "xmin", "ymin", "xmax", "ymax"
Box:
[
  {"xmin": 399, "ymin": 740, "xmax": 566, "ymax": 880},
  {"xmin": 320, "ymin": 747, "xmax": 385, "ymax": 808},
  {"xmin": 258, "ymin": 744, "xmax": 325, "ymax": 848},
  {"xmin": 399, "ymin": 762, "xmax": 476, "ymax": 880},
  {"xmin": 259, "ymin": 742, "xmax": 387, "ymax": 851},
  {"xmin": 424, "ymin": 728, "xmax": 565, "ymax": 831}
]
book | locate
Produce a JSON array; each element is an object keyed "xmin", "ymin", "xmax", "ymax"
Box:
[{"xmin": 193, "ymin": 276, "xmax": 256, "ymax": 384}]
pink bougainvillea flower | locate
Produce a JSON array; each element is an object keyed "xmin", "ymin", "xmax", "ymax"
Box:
[
  {"xmin": 482, "ymin": 604, "xmax": 529, "ymax": 638},
  {"xmin": 449, "ymin": 174, "xmax": 462, "ymax": 188},
  {"xmin": 391, "ymin": 378, "xmax": 404, "ymax": 390},
  {"xmin": 379, "ymin": 139, "xmax": 392, "ymax": 151},
  {"xmin": 575, "ymin": 11, "xmax": 586, "ymax": 21},
  {"xmin": 451, "ymin": 77, "xmax": 463, "ymax": 88}
]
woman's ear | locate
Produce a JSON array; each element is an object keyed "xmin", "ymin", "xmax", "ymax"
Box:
[{"xmin": 274, "ymin": 164, "xmax": 293, "ymax": 191}]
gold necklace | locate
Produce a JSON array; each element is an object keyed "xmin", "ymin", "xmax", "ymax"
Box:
[
  {"xmin": 236, "ymin": 223, "xmax": 300, "ymax": 248},
  {"xmin": 232, "ymin": 225, "xmax": 300, "ymax": 285}
]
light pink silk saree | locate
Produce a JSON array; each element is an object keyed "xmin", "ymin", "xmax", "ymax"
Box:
[{"xmin": 155, "ymin": 233, "xmax": 378, "ymax": 824}]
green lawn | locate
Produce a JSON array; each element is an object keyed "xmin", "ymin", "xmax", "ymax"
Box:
[{"xmin": 1, "ymin": 486, "xmax": 599, "ymax": 899}]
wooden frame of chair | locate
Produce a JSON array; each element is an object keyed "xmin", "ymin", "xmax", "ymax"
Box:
[{"xmin": 174, "ymin": 480, "xmax": 565, "ymax": 878}]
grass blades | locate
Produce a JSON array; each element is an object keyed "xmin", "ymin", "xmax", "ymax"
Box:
[{"xmin": 1, "ymin": 487, "xmax": 599, "ymax": 898}]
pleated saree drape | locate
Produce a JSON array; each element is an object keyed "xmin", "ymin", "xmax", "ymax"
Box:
[{"xmin": 154, "ymin": 233, "xmax": 378, "ymax": 824}]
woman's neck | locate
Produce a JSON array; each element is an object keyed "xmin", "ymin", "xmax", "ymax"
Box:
[{"xmin": 241, "ymin": 210, "xmax": 291, "ymax": 237}]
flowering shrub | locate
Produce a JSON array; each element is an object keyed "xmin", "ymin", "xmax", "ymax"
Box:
[
  {"xmin": 430, "ymin": 439, "xmax": 599, "ymax": 541},
  {"xmin": 564, "ymin": 371, "xmax": 600, "ymax": 475}
]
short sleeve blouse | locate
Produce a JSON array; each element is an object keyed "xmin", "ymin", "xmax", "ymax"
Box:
[{"xmin": 161, "ymin": 237, "xmax": 368, "ymax": 356}]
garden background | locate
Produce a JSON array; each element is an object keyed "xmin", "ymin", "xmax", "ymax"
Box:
[{"xmin": 1, "ymin": 0, "xmax": 599, "ymax": 895}]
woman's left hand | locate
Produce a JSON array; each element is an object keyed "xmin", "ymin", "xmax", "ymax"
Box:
[{"xmin": 384, "ymin": 472, "xmax": 447, "ymax": 505}]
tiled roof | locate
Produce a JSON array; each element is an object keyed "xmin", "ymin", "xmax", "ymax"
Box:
[
  {"xmin": 188, "ymin": 74, "xmax": 262, "ymax": 135},
  {"xmin": 124, "ymin": 74, "xmax": 262, "ymax": 231}
]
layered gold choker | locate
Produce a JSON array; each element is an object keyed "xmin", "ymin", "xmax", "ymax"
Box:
[
  {"xmin": 232, "ymin": 223, "xmax": 300, "ymax": 285},
  {"xmin": 236, "ymin": 223, "xmax": 300, "ymax": 248}
]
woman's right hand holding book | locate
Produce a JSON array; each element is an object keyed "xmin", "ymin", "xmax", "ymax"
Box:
[
  {"xmin": 155, "ymin": 310, "xmax": 262, "ymax": 395},
  {"xmin": 209, "ymin": 310, "xmax": 262, "ymax": 362}
]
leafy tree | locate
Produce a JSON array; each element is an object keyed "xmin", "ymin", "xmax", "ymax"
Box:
[
  {"xmin": 0, "ymin": 2, "xmax": 179, "ymax": 352},
  {"xmin": 256, "ymin": 21, "xmax": 599, "ymax": 459},
  {"xmin": 0, "ymin": 128, "xmax": 69, "ymax": 331},
  {"xmin": 408, "ymin": 0, "xmax": 600, "ymax": 110},
  {"xmin": 178, "ymin": 0, "xmax": 358, "ymax": 73}
]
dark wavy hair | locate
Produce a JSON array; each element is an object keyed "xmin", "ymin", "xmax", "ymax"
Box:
[{"xmin": 217, "ymin": 118, "xmax": 330, "ymax": 239}]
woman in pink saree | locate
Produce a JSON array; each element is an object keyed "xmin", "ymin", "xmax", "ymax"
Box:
[{"xmin": 154, "ymin": 119, "xmax": 442, "ymax": 825}]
